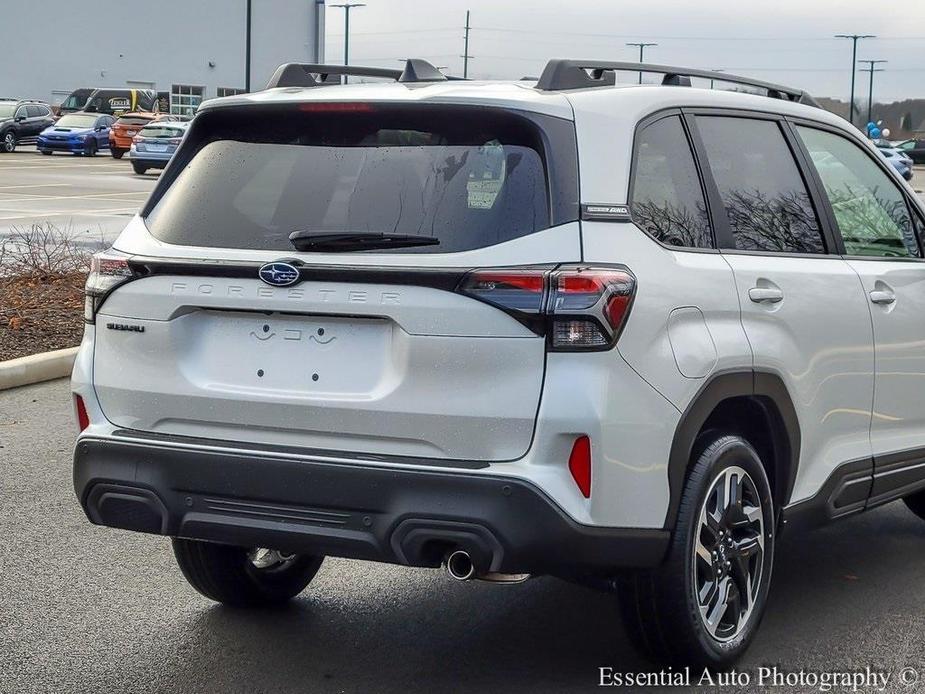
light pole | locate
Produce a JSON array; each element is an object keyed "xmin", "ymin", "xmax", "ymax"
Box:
[
  {"xmin": 330, "ymin": 3, "xmax": 366, "ymax": 83},
  {"xmin": 835, "ymin": 34, "xmax": 875, "ymax": 126},
  {"xmin": 244, "ymin": 0, "xmax": 252, "ymax": 92},
  {"xmin": 626, "ymin": 42, "xmax": 657, "ymax": 84},
  {"xmin": 462, "ymin": 10, "xmax": 473, "ymax": 79},
  {"xmin": 859, "ymin": 59, "xmax": 887, "ymax": 125}
]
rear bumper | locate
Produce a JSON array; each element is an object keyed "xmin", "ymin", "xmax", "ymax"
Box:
[
  {"xmin": 129, "ymin": 156, "xmax": 169, "ymax": 169},
  {"xmin": 73, "ymin": 435, "xmax": 669, "ymax": 575}
]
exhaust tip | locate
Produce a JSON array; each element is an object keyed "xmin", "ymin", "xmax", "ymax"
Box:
[{"xmin": 444, "ymin": 550, "xmax": 476, "ymax": 581}]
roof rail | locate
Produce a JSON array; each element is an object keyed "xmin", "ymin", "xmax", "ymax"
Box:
[
  {"xmin": 535, "ymin": 59, "xmax": 819, "ymax": 107},
  {"xmin": 265, "ymin": 58, "xmax": 450, "ymax": 89}
]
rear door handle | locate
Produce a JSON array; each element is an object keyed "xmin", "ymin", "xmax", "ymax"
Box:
[
  {"xmin": 748, "ymin": 287, "xmax": 784, "ymax": 304},
  {"xmin": 869, "ymin": 289, "xmax": 896, "ymax": 305}
]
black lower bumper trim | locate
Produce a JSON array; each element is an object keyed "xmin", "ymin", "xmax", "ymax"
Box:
[{"xmin": 73, "ymin": 437, "xmax": 668, "ymax": 574}]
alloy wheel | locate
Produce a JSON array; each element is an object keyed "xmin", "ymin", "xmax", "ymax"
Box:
[{"xmin": 692, "ymin": 465, "xmax": 765, "ymax": 642}]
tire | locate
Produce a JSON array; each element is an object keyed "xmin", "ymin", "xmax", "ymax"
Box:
[
  {"xmin": 619, "ymin": 435, "xmax": 775, "ymax": 669},
  {"xmin": 40, "ymin": 150, "xmax": 52, "ymax": 156},
  {"xmin": 111, "ymin": 148, "xmax": 125, "ymax": 160},
  {"xmin": 1, "ymin": 130, "xmax": 16, "ymax": 153},
  {"xmin": 904, "ymin": 490, "xmax": 925, "ymax": 520},
  {"xmin": 172, "ymin": 538, "xmax": 324, "ymax": 607},
  {"xmin": 132, "ymin": 162, "xmax": 147, "ymax": 175},
  {"xmin": 84, "ymin": 139, "xmax": 97, "ymax": 157}
]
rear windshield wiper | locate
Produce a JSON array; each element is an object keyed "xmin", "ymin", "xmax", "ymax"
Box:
[{"xmin": 288, "ymin": 230, "xmax": 440, "ymax": 252}]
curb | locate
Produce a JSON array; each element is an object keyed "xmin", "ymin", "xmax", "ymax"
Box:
[{"xmin": 0, "ymin": 347, "xmax": 78, "ymax": 391}]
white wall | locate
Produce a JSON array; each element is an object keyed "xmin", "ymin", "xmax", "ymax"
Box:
[{"xmin": 0, "ymin": 0, "xmax": 321, "ymax": 104}]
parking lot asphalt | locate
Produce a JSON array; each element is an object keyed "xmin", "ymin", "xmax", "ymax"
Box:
[
  {"xmin": 0, "ymin": 146, "xmax": 157, "ymax": 247},
  {"xmin": 4, "ymin": 379, "xmax": 925, "ymax": 693}
]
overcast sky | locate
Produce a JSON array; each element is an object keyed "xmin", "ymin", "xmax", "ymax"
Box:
[{"xmin": 324, "ymin": 0, "xmax": 924, "ymax": 102}]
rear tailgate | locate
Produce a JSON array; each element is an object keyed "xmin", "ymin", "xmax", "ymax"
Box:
[
  {"xmin": 91, "ymin": 101, "xmax": 580, "ymax": 463},
  {"xmin": 94, "ymin": 267, "xmax": 558, "ymax": 461}
]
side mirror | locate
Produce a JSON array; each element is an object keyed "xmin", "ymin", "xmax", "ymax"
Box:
[{"xmin": 15, "ymin": 116, "xmax": 25, "ymax": 122}]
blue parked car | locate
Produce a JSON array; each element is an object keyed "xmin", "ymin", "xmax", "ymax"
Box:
[
  {"xmin": 37, "ymin": 112, "xmax": 115, "ymax": 156},
  {"xmin": 875, "ymin": 141, "xmax": 914, "ymax": 182}
]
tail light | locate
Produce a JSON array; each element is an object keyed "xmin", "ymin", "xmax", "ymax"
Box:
[
  {"xmin": 133, "ymin": 136, "xmax": 144, "ymax": 144},
  {"xmin": 568, "ymin": 436, "xmax": 592, "ymax": 498},
  {"xmin": 298, "ymin": 102, "xmax": 375, "ymax": 113},
  {"xmin": 457, "ymin": 265, "xmax": 635, "ymax": 351},
  {"xmin": 167, "ymin": 137, "xmax": 182, "ymax": 145},
  {"xmin": 85, "ymin": 249, "xmax": 136, "ymax": 322},
  {"xmin": 74, "ymin": 394, "xmax": 90, "ymax": 432}
]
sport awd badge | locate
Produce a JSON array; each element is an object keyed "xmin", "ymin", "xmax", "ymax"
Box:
[{"xmin": 258, "ymin": 262, "xmax": 301, "ymax": 287}]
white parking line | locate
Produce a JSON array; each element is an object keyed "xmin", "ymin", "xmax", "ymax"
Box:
[
  {"xmin": 0, "ymin": 208, "xmax": 140, "ymax": 221},
  {"xmin": 0, "ymin": 191, "xmax": 149, "ymax": 203},
  {"xmin": 0, "ymin": 183, "xmax": 73, "ymax": 190},
  {"xmin": 0, "ymin": 163, "xmax": 132, "ymax": 172}
]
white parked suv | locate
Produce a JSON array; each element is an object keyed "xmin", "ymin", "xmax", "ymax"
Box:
[{"xmin": 71, "ymin": 59, "xmax": 925, "ymax": 668}]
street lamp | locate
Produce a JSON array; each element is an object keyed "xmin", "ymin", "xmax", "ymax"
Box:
[
  {"xmin": 330, "ymin": 2, "xmax": 366, "ymax": 83},
  {"xmin": 835, "ymin": 34, "xmax": 875, "ymax": 126}
]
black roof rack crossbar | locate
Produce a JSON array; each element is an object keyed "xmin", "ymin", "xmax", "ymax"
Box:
[
  {"xmin": 535, "ymin": 59, "xmax": 819, "ymax": 107},
  {"xmin": 266, "ymin": 59, "xmax": 451, "ymax": 89}
]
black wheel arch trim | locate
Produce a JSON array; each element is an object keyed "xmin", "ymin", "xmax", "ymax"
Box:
[{"xmin": 665, "ymin": 368, "xmax": 801, "ymax": 530}]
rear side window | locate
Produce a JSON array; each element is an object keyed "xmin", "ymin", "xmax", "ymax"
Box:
[
  {"xmin": 797, "ymin": 126, "xmax": 919, "ymax": 258},
  {"xmin": 697, "ymin": 116, "xmax": 825, "ymax": 254},
  {"xmin": 145, "ymin": 106, "xmax": 559, "ymax": 254},
  {"xmin": 631, "ymin": 115, "xmax": 713, "ymax": 248}
]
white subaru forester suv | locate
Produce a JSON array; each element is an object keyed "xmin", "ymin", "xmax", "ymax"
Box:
[{"xmin": 71, "ymin": 59, "xmax": 925, "ymax": 668}]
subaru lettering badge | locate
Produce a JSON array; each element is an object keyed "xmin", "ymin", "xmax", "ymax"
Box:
[{"xmin": 259, "ymin": 262, "xmax": 301, "ymax": 287}]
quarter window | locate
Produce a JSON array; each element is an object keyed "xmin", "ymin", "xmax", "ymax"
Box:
[
  {"xmin": 697, "ymin": 116, "xmax": 825, "ymax": 254},
  {"xmin": 797, "ymin": 126, "xmax": 919, "ymax": 258},
  {"xmin": 630, "ymin": 115, "xmax": 713, "ymax": 248}
]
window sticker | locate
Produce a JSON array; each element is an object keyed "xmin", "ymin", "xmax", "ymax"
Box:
[{"xmin": 467, "ymin": 140, "xmax": 506, "ymax": 209}]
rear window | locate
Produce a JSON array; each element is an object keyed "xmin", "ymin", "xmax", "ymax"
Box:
[
  {"xmin": 117, "ymin": 115, "xmax": 154, "ymax": 126},
  {"xmin": 145, "ymin": 105, "xmax": 555, "ymax": 253},
  {"xmin": 141, "ymin": 125, "xmax": 185, "ymax": 138}
]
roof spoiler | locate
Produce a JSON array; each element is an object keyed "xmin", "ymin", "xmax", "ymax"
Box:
[
  {"xmin": 265, "ymin": 58, "xmax": 452, "ymax": 89},
  {"xmin": 535, "ymin": 59, "xmax": 819, "ymax": 107}
]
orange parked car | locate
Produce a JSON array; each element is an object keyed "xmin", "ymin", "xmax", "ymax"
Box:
[{"xmin": 109, "ymin": 112, "xmax": 183, "ymax": 159}]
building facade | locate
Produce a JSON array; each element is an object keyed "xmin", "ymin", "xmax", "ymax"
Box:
[{"xmin": 3, "ymin": 0, "xmax": 324, "ymax": 111}]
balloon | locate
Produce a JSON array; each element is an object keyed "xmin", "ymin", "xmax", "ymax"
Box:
[
  {"xmin": 870, "ymin": 127, "xmax": 881, "ymax": 139},
  {"xmin": 881, "ymin": 128, "xmax": 891, "ymax": 138}
]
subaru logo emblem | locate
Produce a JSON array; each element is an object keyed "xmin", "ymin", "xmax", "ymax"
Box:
[{"xmin": 259, "ymin": 262, "xmax": 301, "ymax": 287}]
